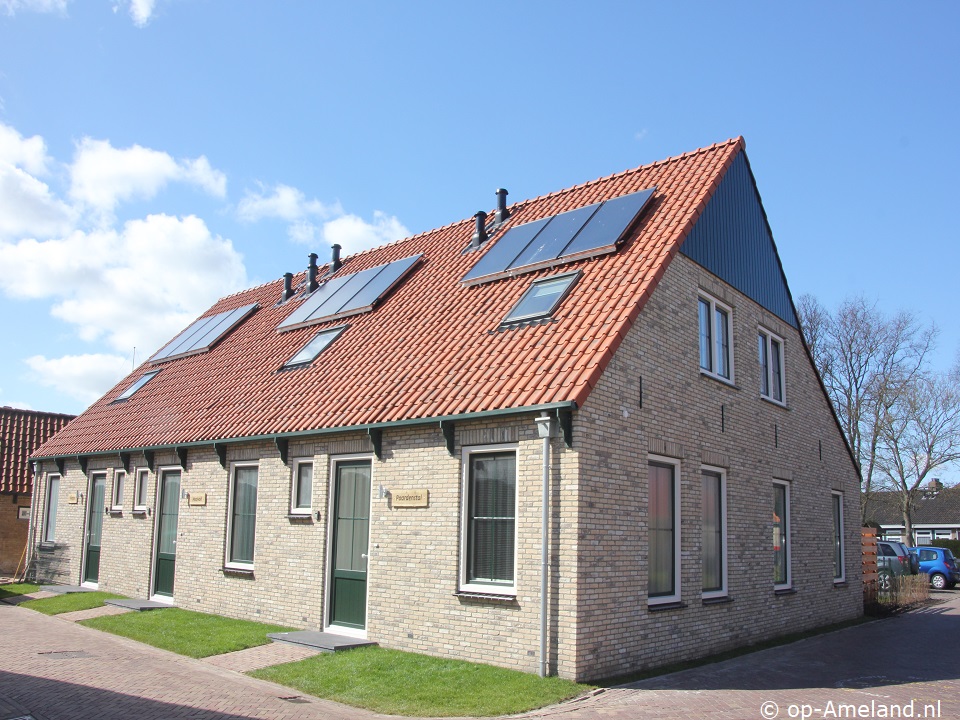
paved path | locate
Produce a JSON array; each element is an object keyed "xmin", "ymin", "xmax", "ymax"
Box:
[
  {"xmin": 202, "ymin": 643, "xmax": 322, "ymax": 673},
  {"xmin": 0, "ymin": 591, "xmax": 958, "ymax": 719}
]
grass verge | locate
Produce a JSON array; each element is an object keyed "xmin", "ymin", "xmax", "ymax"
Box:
[
  {"xmin": 0, "ymin": 582, "xmax": 41, "ymax": 599},
  {"xmin": 22, "ymin": 591, "xmax": 125, "ymax": 615},
  {"xmin": 80, "ymin": 607, "xmax": 293, "ymax": 658},
  {"xmin": 250, "ymin": 646, "xmax": 590, "ymax": 717}
]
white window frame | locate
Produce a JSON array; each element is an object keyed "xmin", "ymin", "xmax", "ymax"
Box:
[
  {"xmin": 43, "ymin": 473, "xmax": 61, "ymax": 544},
  {"xmin": 225, "ymin": 461, "xmax": 260, "ymax": 571},
  {"xmin": 759, "ymin": 327, "xmax": 786, "ymax": 405},
  {"xmin": 111, "ymin": 470, "xmax": 125, "ymax": 511},
  {"xmin": 701, "ymin": 465, "xmax": 728, "ymax": 599},
  {"xmin": 832, "ymin": 491, "xmax": 845, "ymax": 583},
  {"xmin": 290, "ymin": 459, "xmax": 314, "ymax": 516},
  {"xmin": 698, "ymin": 292, "xmax": 734, "ymax": 384},
  {"xmin": 134, "ymin": 468, "xmax": 149, "ymax": 511},
  {"xmin": 648, "ymin": 454, "xmax": 682, "ymax": 605},
  {"xmin": 774, "ymin": 480, "xmax": 792, "ymax": 590},
  {"xmin": 459, "ymin": 443, "xmax": 519, "ymax": 596}
]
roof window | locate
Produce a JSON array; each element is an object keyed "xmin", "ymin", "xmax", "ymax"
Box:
[
  {"xmin": 462, "ymin": 187, "xmax": 655, "ymax": 286},
  {"xmin": 150, "ymin": 303, "xmax": 259, "ymax": 364},
  {"xmin": 283, "ymin": 326, "xmax": 346, "ymax": 369},
  {"xmin": 502, "ymin": 272, "xmax": 579, "ymax": 325},
  {"xmin": 277, "ymin": 254, "xmax": 422, "ymax": 333},
  {"xmin": 113, "ymin": 370, "xmax": 160, "ymax": 402}
]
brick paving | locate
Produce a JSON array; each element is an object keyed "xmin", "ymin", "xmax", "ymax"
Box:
[
  {"xmin": 57, "ymin": 604, "xmax": 132, "ymax": 623},
  {"xmin": 1, "ymin": 591, "xmax": 959, "ymax": 720},
  {"xmin": 202, "ymin": 642, "xmax": 322, "ymax": 673}
]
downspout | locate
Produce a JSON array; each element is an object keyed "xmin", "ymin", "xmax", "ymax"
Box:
[
  {"xmin": 534, "ymin": 413, "xmax": 556, "ymax": 678},
  {"xmin": 25, "ymin": 461, "xmax": 41, "ymax": 581}
]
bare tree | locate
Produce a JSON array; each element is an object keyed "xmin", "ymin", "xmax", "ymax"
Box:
[
  {"xmin": 876, "ymin": 371, "xmax": 960, "ymax": 542},
  {"xmin": 797, "ymin": 295, "xmax": 935, "ymax": 523}
]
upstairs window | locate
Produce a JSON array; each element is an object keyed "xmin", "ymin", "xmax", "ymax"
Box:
[
  {"xmin": 759, "ymin": 328, "xmax": 785, "ymax": 403},
  {"xmin": 698, "ymin": 294, "xmax": 732, "ymax": 382},
  {"xmin": 502, "ymin": 272, "xmax": 579, "ymax": 325}
]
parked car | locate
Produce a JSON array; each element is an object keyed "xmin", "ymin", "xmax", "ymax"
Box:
[
  {"xmin": 909, "ymin": 546, "xmax": 959, "ymax": 590},
  {"xmin": 876, "ymin": 540, "xmax": 912, "ymax": 590}
]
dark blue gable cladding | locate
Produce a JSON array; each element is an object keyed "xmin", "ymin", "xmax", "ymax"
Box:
[{"xmin": 679, "ymin": 151, "xmax": 797, "ymax": 328}]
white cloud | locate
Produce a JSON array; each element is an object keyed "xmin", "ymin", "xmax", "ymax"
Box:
[
  {"xmin": 0, "ymin": 164, "xmax": 76, "ymax": 240},
  {"xmin": 25, "ymin": 353, "xmax": 131, "ymax": 406},
  {"xmin": 0, "ymin": 0, "xmax": 68, "ymax": 16},
  {"xmin": 238, "ymin": 183, "xmax": 407, "ymax": 254},
  {"xmin": 0, "ymin": 214, "xmax": 248, "ymax": 354},
  {"xmin": 69, "ymin": 137, "xmax": 226, "ymax": 221},
  {"xmin": 321, "ymin": 211, "xmax": 409, "ymax": 256},
  {"xmin": 0, "ymin": 123, "xmax": 51, "ymax": 175},
  {"xmin": 128, "ymin": 0, "xmax": 155, "ymax": 26}
]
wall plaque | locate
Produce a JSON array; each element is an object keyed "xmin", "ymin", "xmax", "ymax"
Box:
[
  {"xmin": 67, "ymin": 492, "xmax": 78, "ymax": 504},
  {"xmin": 392, "ymin": 489, "xmax": 429, "ymax": 508},
  {"xmin": 18, "ymin": 506, "xmax": 30, "ymax": 520},
  {"xmin": 188, "ymin": 492, "xmax": 207, "ymax": 506}
]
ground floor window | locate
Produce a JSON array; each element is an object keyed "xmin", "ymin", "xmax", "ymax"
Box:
[
  {"xmin": 112, "ymin": 470, "xmax": 125, "ymax": 511},
  {"xmin": 291, "ymin": 460, "xmax": 313, "ymax": 515},
  {"xmin": 43, "ymin": 474, "xmax": 60, "ymax": 543},
  {"xmin": 702, "ymin": 468, "xmax": 726, "ymax": 597},
  {"xmin": 832, "ymin": 492, "xmax": 844, "ymax": 582},
  {"xmin": 461, "ymin": 446, "xmax": 517, "ymax": 594},
  {"xmin": 134, "ymin": 468, "xmax": 149, "ymax": 510},
  {"xmin": 227, "ymin": 463, "xmax": 259, "ymax": 568},
  {"xmin": 774, "ymin": 481, "xmax": 791, "ymax": 588},
  {"xmin": 649, "ymin": 457, "xmax": 680, "ymax": 604}
]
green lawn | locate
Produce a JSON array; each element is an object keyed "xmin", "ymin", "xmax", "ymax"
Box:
[
  {"xmin": 0, "ymin": 582, "xmax": 41, "ymax": 599},
  {"xmin": 80, "ymin": 607, "xmax": 293, "ymax": 658},
  {"xmin": 22, "ymin": 591, "xmax": 125, "ymax": 615},
  {"xmin": 251, "ymin": 646, "xmax": 590, "ymax": 717}
]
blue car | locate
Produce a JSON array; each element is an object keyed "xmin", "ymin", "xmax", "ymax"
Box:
[{"xmin": 909, "ymin": 546, "xmax": 960, "ymax": 590}]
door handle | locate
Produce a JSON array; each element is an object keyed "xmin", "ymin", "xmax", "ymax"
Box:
[{"xmin": 360, "ymin": 553, "xmax": 368, "ymax": 559}]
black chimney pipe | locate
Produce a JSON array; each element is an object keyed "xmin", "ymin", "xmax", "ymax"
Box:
[
  {"xmin": 329, "ymin": 244, "xmax": 342, "ymax": 274},
  {"xmin": 281, "ymin": 272, "xmax": 294, "ymax": 302},
  {"xmin": 495, "ymin": 188, "xmax": 510, "ymax": 224},
  {"xmin": 307, "ymin": 253, "xmax": 319, "ymax": 293},
  {"xmin": 471, "ymin": 211, "xmax": 488, "ymax": 248}
]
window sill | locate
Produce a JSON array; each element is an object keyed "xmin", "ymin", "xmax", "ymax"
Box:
[
  {"xmin": 222, "ymin": 566, "xmax": 255, "ymax": 578},
  {"xmin": 699, "ymin": 370, "xmax": 738, "ymax": 389},
  {"xmin": 38, "ymin": 542, "xmax": 56, "ymax": 552},
  {"xmin": 647, "ymin": 600, "xmax": 686, "ymax": 612},
  {"xmin": 702, "ymin": 595, "xmax": 733, "ymax": 606},
  {"xmin": 132, "ymin": 509, "xmax": 148, "ymax": 516},
  {"xmin": 453, "ymin": 591, "xmax": 517, "ymax": 603},
  {"xmin": 774, "ymin": 587, "xmax": 796, "ymax": 596},
  {"xmin": 287, "ymin": 513, "xmax": 314, "ymax": 521},
  {"xmin": 760, "ymin": 395, "xmax": 789, "ymax": 409},
  {"xmin": 833, "ymin": 580, "xmax": 847, "ymax": 587},
  {"xmin": 108, "ymin": 509, "xmax": 123, "ymax": 516}
]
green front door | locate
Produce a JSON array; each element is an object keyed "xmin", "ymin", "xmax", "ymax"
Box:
[
  {"xmin": 329, "ymin": 460, "xmax": 371, "ymax": 630},
  {"xmin": 153, "ymin": 469, "xmax": 181, "ymax": 597},
  {"xmin": 83, "ymin": 474, "xmax": 105, "ymax": 584}
]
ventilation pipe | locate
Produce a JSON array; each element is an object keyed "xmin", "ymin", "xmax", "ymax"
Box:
[
  {"xmin": 471, "ymin": 211, "xmax": 488, "ymax": 249},
  {"xmin": 495, "ymin": 188, "xmax": 510, "ymax": 224},
  {"xmin": 307, "ymin": 253, "xmax": 319, "ymax": 293},
  {"xmin": 281, "ymin": 272, "xmax": 294, "ymax": 302},
  {"xmin": 329, "ymin": 244, "xmax": 343, "ymax": 274}
]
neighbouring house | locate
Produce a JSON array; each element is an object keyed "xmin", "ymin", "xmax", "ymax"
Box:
[
  {"xmin": 29, "ymin": 137, "xmax": 862, "ymax": 681},
  {"xmin": 868, "ymin": 480, "xmax": 960, "ymax": 544},
  {"xmin": 0, "ymin": 407, "xmax": 74, "ymax": 575}
]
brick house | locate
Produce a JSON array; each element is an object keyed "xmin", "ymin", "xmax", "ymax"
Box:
[
  {"xmin": 30, "ymin": 138, "xmax": 861, "ymax": 681},
  {"xmin": 1, "ymin": 407, "xmax": 74, "ymax": 575},
  {"xmin": 868, "ymin": 480, "xmax": 960, "ymax": 544}
]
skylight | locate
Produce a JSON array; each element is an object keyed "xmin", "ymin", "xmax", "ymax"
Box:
[
  {"xmin": 113, "ymin": 370, "xmax": 160, "ymax": 402},
  {"xmin": 150, "ymin": 303, "xmax": 259, "ymax": 364},
  {"xmin": 277, "ymin": 254, "xmax": 422, "ymax": 333},
  {"xmin": 462, "ymin": 187, "xmax": 656, "ymax": 286},
  {"xmin": 502, "ymin": 272, "xmax": 579, "ymax": 325},
  {"xmin": 283, "ymin": 326, "xmax": 346, "ymax": 369}
]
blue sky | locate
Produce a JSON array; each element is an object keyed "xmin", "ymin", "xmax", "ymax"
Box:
[{"xmin": 0, "ymin": 2, "xmax": 957, "ymax": 427}]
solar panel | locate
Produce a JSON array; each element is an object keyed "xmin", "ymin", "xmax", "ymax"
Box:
[
  {"xmin": 461, "ymin": 187, "xmax": 656, "ymax": 285},
  {"xmin": 150, "ymin": 303, "xmax": 259, "ymax": 363},
  {"xmin": 277, "ymin": 254, "xmax": 422, "ymax": 332}
]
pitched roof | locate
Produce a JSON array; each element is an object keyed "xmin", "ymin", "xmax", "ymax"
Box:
[
  {"xmin": 868, "ymin": 489, "xmax": 960, "ymax": 526},
  {"xmin": 36, "ymin": 138, "xmax": 745, "ymax": 459},
  {"xmin": 1, "ymin": 407, "xmax": 75, "ymax": 492}
]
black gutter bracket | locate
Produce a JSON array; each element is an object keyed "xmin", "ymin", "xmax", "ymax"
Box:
[
  {"xmin": 55, "ymin": 458, "xmax": 66, "ymax": 476},
  {"xmin": 77, "ymin": 455, "xmax": 88, "ymax": 474},
  {"xmin": 144, "ymin": 450, "xmax": 155, "ymax": 472},
  {"xmin": 275, "ymin": 437, "xmax": 289, "ymax": 465},
  {"xmin": 368, "ymin": 428, "xmax": 383, "ymax": 460},
  {"xmin": 555, "ymin": 409, "xmax": 573, "ymax": 449},
  {"xmin": 213, "ymin": 443, "xmax": 227, "ymax": 469},
  {"xmin": 119, "ymin": 452, "xmax": 131, "ymax": 473},
  {"xmin": 176, "ymin": 446, "xmax": 188, "ymax": 468},
  {"xmin": 440, "ymin": 421, "xmax": 455, "ymax": 456}
]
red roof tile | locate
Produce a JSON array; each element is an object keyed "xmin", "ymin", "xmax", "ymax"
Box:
[
  {"xmin": 35, "ymin": 138, "xmax": 743, "ymax": 458},
  {"xmin": 1, "ymin": 407, "xmax": 76, "ymax": 492}
]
